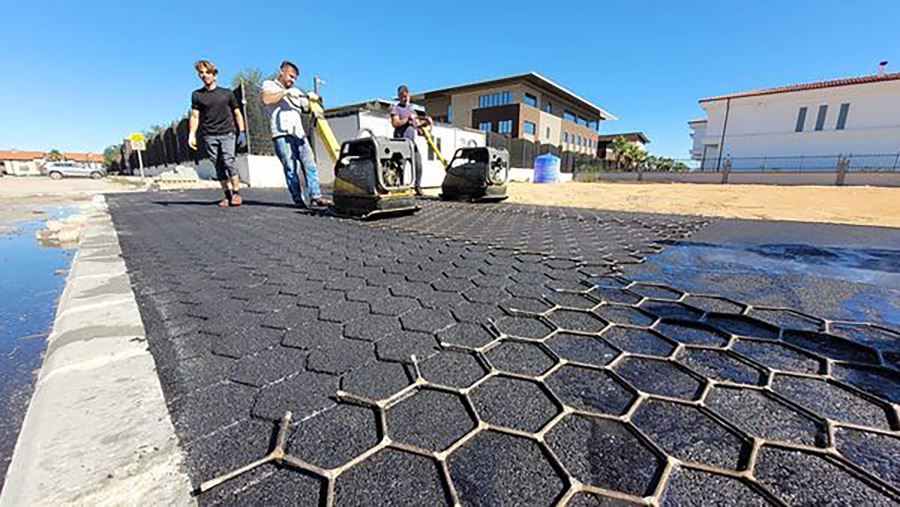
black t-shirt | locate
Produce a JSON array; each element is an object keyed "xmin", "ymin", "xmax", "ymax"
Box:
[{"xmin": 191, "ymin": 87, "xmax": 239, "ymax": 136}]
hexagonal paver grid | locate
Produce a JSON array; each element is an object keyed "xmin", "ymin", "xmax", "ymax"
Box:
[
  {"xmin": 419, "ymin": 350, "xmax": 489, "ymax": 389},
  {"xmin": 471, "ymin": 376, "xmax": 559, "ymax": 433},
  {"xmin": 546, "ymin": 414, "xmax": 663, "ymax": 496},
  {"xmin": 386, "ymin": 388, "xmax": 476, "ymax": 451},
  {"xmin": 335, "ymin": 448, "xmax": 449, "ymax": 505},
  {"xmin": 449, "ymin": 430, "xmax": 566, "ymax": 506},
  {"xmin": 287, "ymin": 403, "xmax": 379, "ymax": 470},
  {"xmin": 547, "ymin": 309, "xmax": 608, "ymax": 334},
  {"xmin": 546, "ymin": 332, "xmax": 619, "ymax": 366},
  {"xmin": 485, "ymin": 340, "xmax": 556, "ymax": 375},
  {"xmin": 613, "ymin": 357, "xmax": 704, "ymax": 400},
  {"xmin": 545, "ymin": 365, "xmax": 635, "ymax": 415}
]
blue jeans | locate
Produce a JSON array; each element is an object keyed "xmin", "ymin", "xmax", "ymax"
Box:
[{"xmin": 273, "ymin": 135, "xmax": 322, "ymax": 206}]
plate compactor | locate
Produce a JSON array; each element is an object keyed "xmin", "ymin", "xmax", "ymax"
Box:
[
  {"xmin": 330, "ymin": 135, "xmax": 419, "ymax": 219},
  {"xmin": 439, "ymin": 146, "xmax": 510, "ymax": 202}
]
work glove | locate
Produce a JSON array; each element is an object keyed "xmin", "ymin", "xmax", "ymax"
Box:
[
  {"xmin": 286, "ymin": 88, "xmax": 303, "ymax": 98},
  {"xmin": 237, "ymin": 132, "xmax": 248, "ymax": 150},
  {"xmin": 307, "ymin": 91, "xmax": 320, "ymax": 102}
]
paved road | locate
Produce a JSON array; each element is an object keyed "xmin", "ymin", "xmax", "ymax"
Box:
[{"xmin": 108, "ymin": 190, "xmax": 899, "ymax": 506}]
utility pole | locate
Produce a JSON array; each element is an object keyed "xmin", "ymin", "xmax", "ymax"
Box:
[{"xmin": 715, "ymin": 97, "xmax": 731, "ymax": 173}]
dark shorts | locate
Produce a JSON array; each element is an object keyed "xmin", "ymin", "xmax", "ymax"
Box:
[{"xmin": 202, "ymin": 133, "xmax": 239, "ymax": 181}]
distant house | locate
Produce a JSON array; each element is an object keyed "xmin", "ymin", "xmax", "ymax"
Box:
[
  {"xmin": 0, "ymin": 150, "xmax": 104, "ymax": 176},
  {"xmin": 689, "ymin": 62, "xmax": 900, "ymax": 171},
  {"xmin": 596, "ymin": 132, "xmax": 650, "ymax": 159}
]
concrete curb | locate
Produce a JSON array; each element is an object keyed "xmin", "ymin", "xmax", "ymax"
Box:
[{"xmin": 1, "ymin": 195, "xmax": 194, "ymax": 506}]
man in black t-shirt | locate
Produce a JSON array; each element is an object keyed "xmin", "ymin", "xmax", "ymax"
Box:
[{"xmin": 188, "ymin": 59, "xmax": 247, "ymax": 207}]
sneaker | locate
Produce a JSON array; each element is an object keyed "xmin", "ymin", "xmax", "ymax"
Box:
[
  {"xmin": 231, "ymin": 194, "xmax": 243, "ymax": 207},
  {"xmin": 311, "ymin": 197, "xmax": 333, "ymax": 207},
  {"xmin": 218, "ymin": 198, "xmax": 230, "ymax": 208}
]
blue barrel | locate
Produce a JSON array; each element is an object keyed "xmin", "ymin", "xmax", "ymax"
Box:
[{"xmin": 533, "ymin": 154, "xmax": 561, "ymax": 183}]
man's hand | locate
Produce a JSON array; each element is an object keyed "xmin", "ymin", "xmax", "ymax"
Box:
[
  {"xmin": 307, "ymin": 92, "xmax": 320, "ymax": 103},
  {"xmin": 188, "ymin": 133, "xmax": 198, "ymax": 150},
  {"xmin": 286, "ymin": 88, "xmax": 303, "ymax": 98},
  {"xmin": 237, "ymin": 132, "xmax": 248, "ymax": 150}
]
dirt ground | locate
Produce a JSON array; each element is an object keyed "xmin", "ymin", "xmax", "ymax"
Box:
[{"xmin": 507, "ymin": 181, "xmax": 900, "ymax": 228}]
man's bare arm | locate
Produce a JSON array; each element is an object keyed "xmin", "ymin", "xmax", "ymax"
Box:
[
  {"xmin": 262, "ymin": 88, "xmax": 288, "ymax": 106},
  {"xmin": 233, "ymin": 108, "xmax": 245, "ymax": 132},
  {"xmin": 188, "ymin": 109, "xmax": 200, "ymax": 149}
]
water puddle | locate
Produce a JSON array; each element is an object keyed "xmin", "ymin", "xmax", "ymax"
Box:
[{"xmin": 0, "ymin": 207, "xmax": 76, "ymax": 486}]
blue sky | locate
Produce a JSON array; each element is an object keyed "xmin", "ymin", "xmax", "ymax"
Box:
[{"xmin": 1, "ymin": 1, "xmax": 897, "ymax": 158}]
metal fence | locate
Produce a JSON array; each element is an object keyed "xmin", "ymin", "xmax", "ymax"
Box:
[{"xmin": 695, "ymin": 153, "xmax": 900, "ymax": 173}]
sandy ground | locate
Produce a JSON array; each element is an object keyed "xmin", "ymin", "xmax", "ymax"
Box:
[
  {"xmin": 507, "ymin": 181, "xmax": 900, "ymax": 228},
  {"xmin": 0, "ymin": 177, "xmax": 136, "ymax": 228}
]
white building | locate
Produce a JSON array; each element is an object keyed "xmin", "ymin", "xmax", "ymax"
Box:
[{"xmin": 689, "ymin": 63, "xmax": 900, "ymax": 171}]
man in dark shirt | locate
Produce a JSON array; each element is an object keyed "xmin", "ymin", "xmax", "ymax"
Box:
[
  {"xmin": 389, "ymin": 84, "xmax": 431, "ymax": 196},
  {"xmin": 188, "ymin": 60, "xmax": 247, "ymax": 207}
]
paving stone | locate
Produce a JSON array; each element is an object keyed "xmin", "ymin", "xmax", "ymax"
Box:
[
  {"xmin": 613, "ymin": 357, "xmax": 704, "ymax": 400},
  {"xmin": 589, "ymin": 287, "xmax": 643, "ymax": 306},
  {"xmin": 420, "ymin": 350, "xmax": 488, "ymax": 389},
  {"xmin": 251, "ymin": 371, "xmax": 337, "ymax": 421},
  {"xmin": 568, "ymin": 492, "xmax": 643, "ymax": 506},
  {"xmin": 451, "ymin": 302, "xmax": 505, "ymax": 323},
  {"xmin": 832, "ymin": 363, "xmax": 900, "ymax": 404},
  {"xmin": 306, "ymin": 337, "xmax": 375, "ymax": 375},
  {"xmin": 677, "ymin": 348, "xmax": 766, "ymax": 385},
  {"xmin": 545, "ymin": 291, "xmax": 597, "ymax": 309},
  {"xmin": 449, "ymin": 430, "xmax": 566, "ymax": 506},
  {"xmin": 485, "ymin": 340, "xmax": 556, "ymax": 375},
  {"xmin": 387, "ymin": 388, "xmax": 476, "ymax": 451},
  {"xmin": 705, "ymin": 386, "xmax": 825, "ymax": 446},
  {"xmin": 499, "ymin": 296, "xmax": 553, "ymax": 314},
  {"xmin": 341, "ymin": 361, "xmax": 413, "ymax": 401},
  {"xmin": 661, "ymin": 467, "xmax": 770, "ymax": 507},
  {"xmin": 704, "ymin": 313, "xmax": 780, "ymax": 339},
  {"xmin": 281, "ymin": 320, "xmax": 342, "ymax": 350},
  {"xmin": 748, "ymin": 308, "xmax": 823, "ymax": 332},
  {"xmin": 632, "ymin": 400, "xmax": 748, "ymax": 470},
  {"xmin": 172, "ymin": 382, "xmax": 257, "ymax": 441},
  {"xmin": 545, "ymin": 333, "xmax": 618, "ymax": 366},
  {"xmin": 593, "ymin": 304, "xmax": 656, "ymax": 327},
  {"xmin": 782, "ymin": 330, "xmax": 880, "ymax": 364},
  {"xmin": 335, "ymin": 449, "xmax": 449, "ymax": 505},
  {"xmin": 471, "ymin": 376, "xmax": 559, "ymax": 432},
  {"xmin": 376, "ymin": 330, "xmax": 440, "ymax": 363},
  {"xmin": 756, "ymin": 446, "xmax": 897, "ymax": 506},
  {"xmin": 494, "ymin": 315, "xmax": 555, "ymax": 340},
  {"xmin": 600, "ymin": 326, "xmax": 675, "ymax": 357},
  {"xmin": 834, "ymin": 427, "xmax": 900, "ymax": 488},
  {"xmin": 287, "ymin": 403, "xmax": 379, "ymax": 470},
  {"xmin": 342, "ymin": 314, "xmax": 401, "ymax": 343},
  {"xmin": 229, "ymin": 346, "xmax": 308, "ymax": 387},
  {"xmin": 772, "ymin": 374, "xmax": 892, "ymax": 430},
  {"xmin": 655, "ymin": 319, "xmax": 729, "ymax": 347},
  {"xmin": 545, "ymin": 365, "xmax": 635, "ymax": 415},
  {"xmin": 682, "ymin": 295, "xmax": 745, "ymax": 315},
  {"xmin": 731, "ymin": 339, "xmax": 823, "ymax": 374},
  {"xmin": 546, "ymin": 414, "xmax": 663, "ymax": 496},
  {"xmin": 318, "ymin": 300, "xmax": 369, "ymax": 324},
  {"xmin": 637, "ymin": 300, "xmax": 703, "ymax": 320},
  {"xmin": 400, "ymin": 308, "xmax": 456, "ymax": 333},
  {"xmin": 437, "ymin": 322, "xmax": 496, "ymax": 348},
  {"xmin": 209, "ymin": 468, "xmax": 324, "ymax": 506},
  {"xmin": 547, "ymin": 309, "xmax": 608, "ymax": 334},
  {"xmin": 368, "ymin": 294, "xmax": 421, "ymax": 316}
]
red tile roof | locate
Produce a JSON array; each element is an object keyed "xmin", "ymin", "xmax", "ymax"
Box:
[
  {"xmin": 0, "ymin": 150, "xmax": 45, "ymax": 161},
  {"xmin": 699, "ymin": 72, "xmax": 900, "ymax": 103},
  {"xmin": 0, "ymin": 150, "xmax": 103, "ymax": 163}
]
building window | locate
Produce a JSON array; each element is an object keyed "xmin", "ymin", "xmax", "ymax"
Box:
[
  {"xmin": 479, "ymin": 121, "xmax": 492, "ymax": 132},
  {"xmin": 447, "ymin": 105, "xmax": 452, "ymax": 123},
  {"xmin": 524, "ymin": 93, "xmax": 537, "ymax": 107},
  {"xmin": 523, "ymin": 121, "xmax": 536, "ymax": 135},
  {"xmin": 479, "ymin": 91, "xmax": 512, "ymax": 108},
  {"xmin": 564, "ymin": 132, "xmax": 569, "ymax": 143},
  {"xmin": 815, "ymin": 105, "xmax": 828, "ymax": 131},
  {"xmin": 544, "ymin": 102, "xmax": 552, "ymax": 113},
  {"xmin": 836, "ymin": 103, "xmax": 850, "ymax": 130},
  {"xmin": 588, "ymin": 120, "xmax": 598, "ymax": 131},
  {"xmin": 564, "ymin": 110, "xmax": 577, "ymax": 122},
  {"xmin": 546, "ymin": 127, "xmax": 551, "ymax": 139},
  {"xmin": 795, "ymin": 107, "xmax": 807, "ymax": 132},
  {"xmin": 428, "ymin": 137, "xmax": 442, "ymax": 161},
  {"xmin": 498, "ymin": 120, "xmax": 513, "ymax": 134},
  {"xmin": 577, "ymin": 115, "xmax": 588, "ymax": 127}
]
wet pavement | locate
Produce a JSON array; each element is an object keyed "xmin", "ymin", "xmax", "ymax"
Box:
[
  {"xmin": 0, "ymin": 217, "xmax": 74, "ymax": 485},
  {"xmin": 108, "ymin": 190, "xmax": 899, "ymax": 506}
]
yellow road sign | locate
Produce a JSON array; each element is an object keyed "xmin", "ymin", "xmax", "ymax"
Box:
[{"xmin": 129, "ymin": 133, "xmax": 145, "ymax": 143}]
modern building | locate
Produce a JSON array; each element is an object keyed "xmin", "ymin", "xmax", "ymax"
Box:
[
  {"xmin": 596, "ymin": 132, "xmax": 650, "ymax": 160},
  {"xmin": 414, "ymin": 72, "xmax": 616, "ymax": 156},
  {"xmin": 689, "ymin": 62, "xmax": 900, "ymax": 171},
  {"xmin": 0, "ymin": 150, "xmax": 103, "ymax": 176}
]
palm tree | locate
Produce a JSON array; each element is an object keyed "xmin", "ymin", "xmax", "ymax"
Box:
[{"xmin": 46, "ymin": 149, "xmax": 64, "ymax": 162}]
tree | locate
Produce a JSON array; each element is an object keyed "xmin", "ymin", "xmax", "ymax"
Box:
[
  {"xmin": 232, "ymin": 68, "xmax": 278, "ymax": 156},
  {"xmin": 103, "ymin": 144, "xmax": 121, "ymax": 169},
  {"xmin": 46, "ymin": 149, "xmax": 64, "ymax": 162},
  {"xmin": 610, "ymin": 136, "xmax": 647, "ymax": 171}
]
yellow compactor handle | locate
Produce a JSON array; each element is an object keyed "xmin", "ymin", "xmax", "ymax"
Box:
[{"xmin": 419, "ymin": 126, "xmax": 448, "ymax": 169}]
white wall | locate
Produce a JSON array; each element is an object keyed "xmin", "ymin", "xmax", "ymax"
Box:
[{"xmin": 696, "ymin": 79, "xmax": 900, "ymax": 161}]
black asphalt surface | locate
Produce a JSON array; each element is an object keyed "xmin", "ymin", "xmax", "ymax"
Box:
[{"xmin": 108, "ymin": 190, "xmax": 900, "ymax": 506}]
